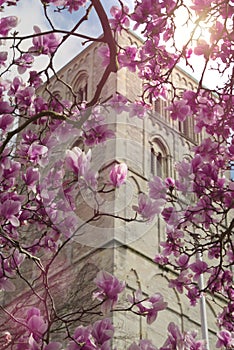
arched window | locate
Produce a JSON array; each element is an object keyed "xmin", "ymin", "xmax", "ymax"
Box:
[
  {"xmin": 150, "ymin": 139, "xmax": 169, "ymax": 178},
  {"xmin": 154, "ymin": 97, "xmax": 169, "ymax": 120},
  {"xmin": 73, "ymin": 71, "xmax": 88, "ymax": 103}
]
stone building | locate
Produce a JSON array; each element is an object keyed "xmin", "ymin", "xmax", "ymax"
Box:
[
  {"xmin": 38, "ymin": 30, "xmax": 222, "ymax": 348},
  {"xmin": 1, "ymin": 31, "xmax": 222, "ymax": 348}
]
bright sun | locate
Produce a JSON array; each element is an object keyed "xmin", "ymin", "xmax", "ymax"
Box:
[{"xmin": 173, "ymin": 3, "xmax": 212, "ymax": 51}]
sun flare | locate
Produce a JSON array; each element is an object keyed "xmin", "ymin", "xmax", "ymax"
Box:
[{"xmin": 174, "ymin": 3, "xmax": 213, "ymax": 51}]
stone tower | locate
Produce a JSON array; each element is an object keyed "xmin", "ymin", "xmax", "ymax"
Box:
[
  {"xmin": 41, "ymin": 30, "xmax": 222, "ymax": 348},
  {"xmin": 2, "ymin": 30, "xmax": 220, "ymax": 349}
]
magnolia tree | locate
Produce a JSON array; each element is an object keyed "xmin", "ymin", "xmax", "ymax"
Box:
[{"xmin": 0, "ymin": 0, "xmax": 233, "ymax": 349}]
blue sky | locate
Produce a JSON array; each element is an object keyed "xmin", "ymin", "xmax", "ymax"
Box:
[{"xmin": 3, "ymin": 0, "xmax": 135, "ymax": 72}]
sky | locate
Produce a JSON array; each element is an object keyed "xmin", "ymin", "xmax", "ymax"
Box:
[
  {"xmin": 2, "ymin": 0, "xmax": 135, "ymax": 72},
  {"xmin": 2, "ymin": 0, "xmax": 229, "ymax": 89}
]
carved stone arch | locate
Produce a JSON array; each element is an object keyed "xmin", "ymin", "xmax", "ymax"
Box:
[
  {"xmin": 67, "ymin": 68, "xmax": 72, "ymax": 78},
  {"xmin": 72, "ymin": 70, "xmax": 88, "ymax": 103},
  {"xmin": 150, "ymin": 135, "xmax": 170, "ymax": 157},
  {"xmin": 188, "ymin": 82, "xmax": 194, "ymax": 91},
  {"xmin": 84, "ymin": 53, "xmax": 90, "ymax": 65},
  {"xmin": 74, "ymin": 63, "xmax": 78, "ymax": 72},
  {"xmin": 149, "ymin": 136, "xmax": 171, "ymax": 178},
  {"xmin": 183, "ymin": 153, "xmax": 192, "ymax": 162},
  {"xmin": 181, "ymin": 77, "xmax": 187, "ymax": 88},
  {"xmin": 52, "ymin": 90, "xmax": 62, "ymax": 99},
  {"xmin": 175, "ymin": 72, "xmax": 181, "ymax": 84}
]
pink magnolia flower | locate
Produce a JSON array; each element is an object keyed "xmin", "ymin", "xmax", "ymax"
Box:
[
  {"xmin": 176, "ymin": 254, "xmax": 189, "ymax": 268},
  {"xmin": 22, "ymin": 167, "xmax": 39, "ymax": 192},
  {"xmin": 109, "ymin": 163, "xmax": 127, "ymax": 187},
  {"xmin": 83, "ymin": 124, "xmax": 115, "ymax": 146},
  {"xmin": 194, "ymin": 39, "xmax": 210, "ymax": 58},
  {"xmin": 8, "ymin": 76, "xmax": 24, "ymax": 96},
  {"xmin": 184, "ymin": 330, "xmax": 205, "ymax": 350},
  {"xmin": 1, "ymin": 158, "xmax": 21, "ymax": 188},
  {"xmin": 29, "ymin": 26, "xmax": 61, "ymax": 56},
  {"xmin": 175, "ymin": 159, "xmax": 193, "ymax": 179},
  {"xmin": 183, "ymin": 90, "xmax": 198, "ymax": 114},
  {"xmin": 0, "ymin": 114, "xmax": 14, "ymax": 132},
  {"xmin": 93, "ymin": 270, "xmax": 125, "ymax": 313},
  {"xmin": 161, "ymin": 206, "xmax": 181, "ymax": 226},
  {"xmin": 16, "ymin": 86, "xmax": 35, "ymax": 108},
  {"xmin": 128, "ymin": 339, "xmax": 158, "ymax": 350},
  {"xmin": 65, "ymin": 147, "xmax": 97, "ymax": 188},
  {"xmin": 186, "ymin": 286, "xmax": 200, "ymax": 306},
  {"xmin": 27, "ymin": 142, "xmax": 48, "ymax": 164},
  {"xmin": 0, "ymin": 16, "xmax": 18, "ymax": 36},
  {"xmin": 0, "ymin": 199, "xmax": 21, "ymax": 227},
  {"xmin": 130, "ymin": 0, "xmax": 159, "ymax": 28},
  {"xmin": 109, "ymin": 5, "xmax": 130, "ymax": 32},
  {"xmin": 161, "ymin": 322, "xmax": 184, "ymax": 349},
  {"xmin": 67, "ymin": 325, "xmax": 94, "ymax": 350},
  {"xmin": 217, "ymin": 302, "xmax": 234, "ymax": 331},
  {"xmin": 210, "ymin": 21, "xmax": 224, "ymax": 42},
  {"xmin": 26, "ymin": 307, "xmax": 47, "ymax": 342},
  {"xmin": 109, "ymin": 94, "xmax": 129, "ymax": 113},
  {"xmin": 148, "ymin": 176, "xmax": 167, "ymax": 200},
  {"xmin": 154, "ymin": 254, "xmax": 169, "ymax": 265},
  {"xmin": 145, "ymin": 294, "xmax": 167, "ymax": 324},
  {"xmin": 216, "ymin": 330, "xmax": 234, "ymax": 348},
  {"xmin": 66, "ymin": 147, "xmax": 91, "ymax": 174},
  {"xmin": 164, "ymin": 177, "xmax": 175, "ymax": 190},
  {"xmin": 160, "ymin": 226, "xmax": 184, "ymax": 257},
  {"xmin": 161, "ymin": 322, "xmax": 205, "ymax": 350},
  {"xmin": 66, "ymin": 0, "xmax": 87, "ymax": 13},
  {"xmin": 129, "ymin": 101, "xmax": 150, "ymax": 119},
  {"xmin": 0, "ymin": 101, "xmax": 14, "ymax": 114},
  {"xmin": 169, "ymin": 271, "xmax": 192, "ymax": 294},
  {"xmin": 189, "ymin": 260, "xmax": 208, "ymax": 281},
  {"xmin": 15, "ymin": 53, "xmax": 34, "ymax": 74},
  {"xmin": 0, "ymin": 0, "xmax": 18, "ymax": 5},
  {"xmin": 133, "ymin": 193, "xmax": 165, "ymax": 221},
  {"xmin": 118, "ymin": 45, "xmax": 138, "ymax": 72},
  {"xmin": 128, "ymin": 290, "xmax": 167, "ymax": 325},
  {"xmin": 28, "ymin": 71, "xmax": 43, "ymax": 88},
  {"xmin": 91, "ymin": 318, "xmax": 114, "ymax": 345},
  {"xmin": 166, "ymin": 100, "xmax": 191, "ymax": 122}
]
